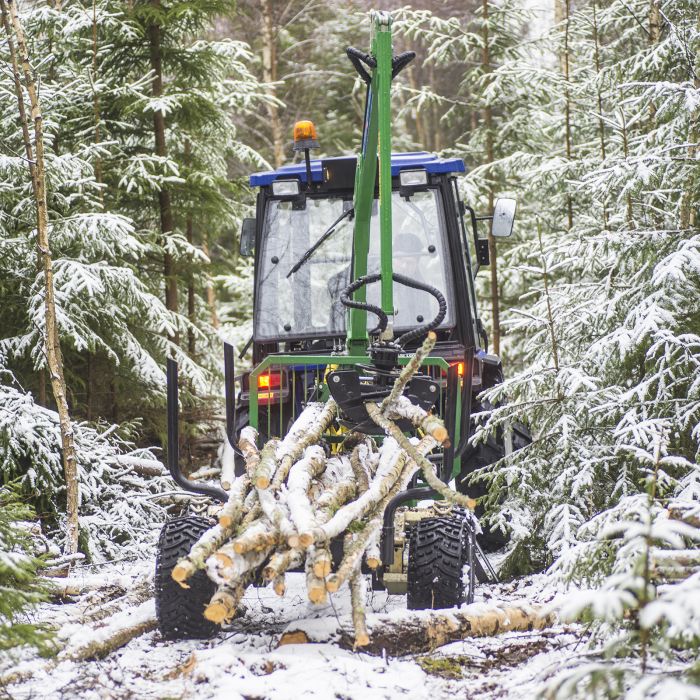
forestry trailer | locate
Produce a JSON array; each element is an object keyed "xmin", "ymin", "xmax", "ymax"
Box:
[{"xmin": 155, "ymin": 11, "xmax": 524, "ymax": 642}]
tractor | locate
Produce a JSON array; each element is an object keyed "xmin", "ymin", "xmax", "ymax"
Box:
[{"xmin": 155, "ymin": 11, "xmax": 524, "ymax": 641}]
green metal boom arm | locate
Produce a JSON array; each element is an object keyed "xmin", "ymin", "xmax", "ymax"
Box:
[{"xmin": 347, "ymin": 11, "xmax": 398, "ymax": 355}]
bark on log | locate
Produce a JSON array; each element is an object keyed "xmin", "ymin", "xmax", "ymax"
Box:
[
  {"xmin": 263, "ymin": 548, "xmax": 304, "ymax": 582},
  {"xmin": 204, "ymin": 578, "xmax": 248, "ymax": 624},
  {"xmin": 388, "ymin": 396, "xmax": 448, "ymax": 446},
  {"xmin": 380, "ymin": 332, "xmax": 436, "ymax": 412},
  {"xmin": 232, "ymin": 518, "xmax": 279, "ymax": 555},
  {"xmin": 271, "ymin": 400, "xmax": 337, "ymax": 489},
  {"xmin": 255, "ymin": 438, "xmax": 280, "ymax": 490},
  {"xmin": 366, "ymin": 403, "xmax": 476, "ymax": 511},
  {"xmin": 305, "ymin": 555, "xmax": 327, "ymax": 604},
  {"xmin": 350, "ymin": 443, "xmax": 371, "ymax": 495},
  {"xmin": 306, "ymin": 437, "xmax": 407, "ymax": 547},
  {"xmin": 350, "ymin": 569, "xmax": 370, "ymax": 648},
  {"xmin": 287, "ymin": 446, "xmax": 327, "ymax": 547},
  {"xmin": 220, "ymin": 441, "xmax": 235, "ymax": 491},
  {"xmin": 278, "ymin": 603, "xmax": 556, "ymax": 656},
  {"xmin": 218, "ymin": 475, "xmax": 251, "ymax": 529}
]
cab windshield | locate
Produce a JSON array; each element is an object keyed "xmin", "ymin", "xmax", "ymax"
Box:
[{"xmin": 254, "ymin": 189, "xmax": 455, "ymax": 341}]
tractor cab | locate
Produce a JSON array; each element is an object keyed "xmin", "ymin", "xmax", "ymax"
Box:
[{"xmin": 244, "ymin": 151, "xmax": 483, "ymax": 359}]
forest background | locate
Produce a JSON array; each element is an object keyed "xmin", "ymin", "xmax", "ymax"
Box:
[{"xmin": 0, "ymin": 0, "xmax": 698, "ymax": 695}]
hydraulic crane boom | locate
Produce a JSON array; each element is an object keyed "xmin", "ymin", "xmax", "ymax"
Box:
[{"xmin": 347, "ymin": 12, "xmax": 414, "ymax": 354}]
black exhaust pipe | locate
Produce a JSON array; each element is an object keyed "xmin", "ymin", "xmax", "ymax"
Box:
[{"xmin": 167, "ymin": 357, "xmax": 228, "ymax": 503}]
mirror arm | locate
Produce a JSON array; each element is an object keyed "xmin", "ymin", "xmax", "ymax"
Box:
[{"xmin": 464, "ymin": 204, "xmax": 482, "ymax": 276}]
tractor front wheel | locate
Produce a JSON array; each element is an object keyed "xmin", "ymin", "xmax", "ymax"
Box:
[
  {"xmin": 155, "ymin": 515, "xmax": 218, "ymax": 640},
  {"xmin": 406, "ymin": 516, "xmax": 473, "ymax": 610}
]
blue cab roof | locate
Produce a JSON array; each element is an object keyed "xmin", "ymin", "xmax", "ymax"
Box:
[{"xmin": 249, "ymin": 151, "xmax": 466, "ymax": 187}]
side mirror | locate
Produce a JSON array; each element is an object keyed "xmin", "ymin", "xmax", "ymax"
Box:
[
  {"xmin": 491, "ymin": 198, "xmax": 516, "ymax": 238},
  {"xmin": 240, "ymin": 218, "xmax": 256, "ymax": 256}
]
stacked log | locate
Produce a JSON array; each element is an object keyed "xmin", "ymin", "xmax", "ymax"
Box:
[{"xmin": 172, "ymin": 332, "xmax": 474, "ymax": 648}]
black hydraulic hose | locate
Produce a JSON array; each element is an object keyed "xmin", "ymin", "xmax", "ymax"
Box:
[
  {"xmin": 339, "ymin": 274, "xmax": 389, "ymax": 335},
  {"xmin": 339, "ymin": 272, "xmax": 447, "ymax": 345},
  {"xmin": 394, "ymin": 272, "xmax": 446, "ymax": 347}
]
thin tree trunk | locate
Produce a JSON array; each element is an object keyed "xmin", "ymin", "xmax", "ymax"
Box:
[
  {"xmin": 0, "ymin": 0, "xmax": 47, "ymax": 404},
  {"xmin": 556, "ymin": 0, "xmax": 574, "ymax": 230},
  {"xmin": 91, "ymin": 0, "xmax": 103, "ymax": 191},
  {"xmin": 592, "ymin": 0, "xmax": 609, "ymax": 228},
  {"xmin": 261, "ymin": 0, "xmax": 284, "ymax": 168},
  {"xmin": 86, "ymin": 352, "xmax": 94, "ymax": 421},
  {"xmin": 202, "ymin": 236, "xmax": 220, "ymax": 329},
  {"xmin": 186, "ymin": 215, "xmax": 196, "ymax": 356},
  {"xmin": 648, "ymin": 1, "xmax": 661, "ymax": 123},
  {"xmin": 482, "ymin": 0, "xmax": 500, "ymax": 355},
  {"xmin": 184, "ymin": 140, "xmax": 196, "ymax": 356},
  {"xmin": 407, "ymin": 66, "xmax": 428, "ymax": 148},
  {"xmin": 619, "ymin": 105, "xmax": 634, "ymax": 226},
  {"xmin": 3, "ymin": 0, "xmax": 80, "ymax": 554},
  {"xmin": 148, "ymin": 0, "xmax": 178, "ymax": 334}
]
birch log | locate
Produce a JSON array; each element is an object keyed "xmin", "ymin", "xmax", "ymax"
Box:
[
  {"xmin": 278, "ymin": 603, "xmax": 557, "ymax": 655},
  {"xmin": 366, "ymin": 403, "xmax": 476, "ymax": 510}
]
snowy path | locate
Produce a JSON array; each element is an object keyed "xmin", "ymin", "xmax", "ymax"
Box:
[{"xmin": 7, "ymin": 562, "xmax": 580, "ymax": 699}]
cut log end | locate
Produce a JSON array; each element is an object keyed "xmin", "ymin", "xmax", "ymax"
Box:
[
  {"xmin": 171, "ymin": 563, "xmax": 193, "ymax": 586},
  {"xmin": 213, "ymin": 552, "xmax": 233, "ymax": 568},
  {"xmin": 354, "ymin": 632, "xmax": 370, "ymax": 649},
  {"xmin": 273, "ymin": 576, "xmax": 286, "ymax": 597},
  {"xmin": 279, "ymin": 630, "xmax": 309, "ymax": 646},
  {"xmin": 325, "ymin": 575, "xmax": 340, "ymax": 593},
  {"xmin": 431, "ymin": 426, "xmax": 448, "ymax": 444},
  {"xmin": 204, "ymin": 601, "xmax": 229, "ymax": 624},
  {"xmin": 287, "ymin": 534, "xmax": 300, "ymax": 549},
  {"xmin": 299, "ymin": 532, "xmax": 314, "ymax": 548},
  {"xmin": 365, "ymin": 556, "xmax": 380, "ymax": 570},
  {"xmin": 219, "ymin": 515, "xmax": 233, "ymax": 528},
  {"xmin": 307, "ymin": 586, "xmax": 327, "ymax": 604},
  {"xmin": 255, "ymin": 476, "xmax": 271, "ymax": 490}
]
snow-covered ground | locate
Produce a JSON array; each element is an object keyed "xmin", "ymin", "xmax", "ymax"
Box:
[{"xmin": 6, "ymin": 559, "xmax": 583, "ymax": 700}]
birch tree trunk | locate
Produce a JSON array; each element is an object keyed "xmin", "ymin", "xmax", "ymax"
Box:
[
  {"xmin": 148, "ymin": 0, "xmax": 178, "ymax": 330},
  {"xmin": 3, "ymin": 0, "xmax": 80, "ymax": 554}
]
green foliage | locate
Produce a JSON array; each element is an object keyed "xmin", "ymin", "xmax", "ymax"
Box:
[{"xmin": 0, "ymin": 482, "xmax": 53, "ymax": 655}]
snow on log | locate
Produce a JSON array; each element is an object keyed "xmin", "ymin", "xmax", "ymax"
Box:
[
  {"xmin": 60, "ymin": 600, "xmax": 157, "ymax": 661},
  {"xmin": 220, "ymin": 440, "xmax": 236, "ymax": 491},
  {"xmin": 278, "ymin": 602, "xmax": 556, "ymax": 655},
  {"xmin": 287, "ymin": 445, "xmax": 327, "ymax": 546},
  {"xmin": 271, "ymin": 400, "xmax": 337, "ymax": 489},
  {"xmin": 306, "ymin": 437, "xmax": 406, "ymax": 547},
  {"xmin": 254, "ymin": 438, "xmax": 280, "ymax": 489}
]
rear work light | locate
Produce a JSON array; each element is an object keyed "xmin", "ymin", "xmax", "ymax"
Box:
[
  {"xmin": 272, "ymin": 179, "xmax": 301, "ymax": 197},
  {"xmin": 399, "ymin": 169, "xmax": 428, "ymax": 187}
]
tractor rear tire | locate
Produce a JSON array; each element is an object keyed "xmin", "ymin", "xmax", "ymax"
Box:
[
  {"xmin": 155, "ymin": 515, "xmax": 218, "ymax": 640},
  {"xmin": 407, "ymin": 516, "xmax": 473, "ymax": 610}
]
